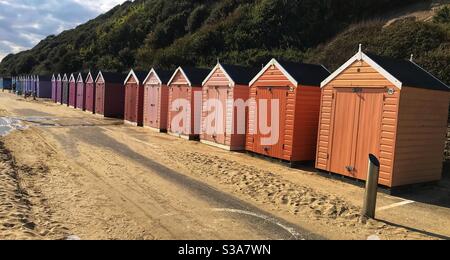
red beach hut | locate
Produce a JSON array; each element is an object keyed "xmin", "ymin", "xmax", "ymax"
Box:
[
  {"xmin": 56, "ymin": 74, "xmax": 62, "ymax": 104},
  {"xmin": 85, "ymin": 71, "xmax": 97, "ymax": 113},
  {"xmin": 167, "ymin": 67, "xmax": 210, "ymax": 140},
  {"xmin": 76, "ymin": 73, "xmax": 87, "ymax": 110},
  {"xmin": 245, "ymin": 59, "xmax": 330, "ymax": 165},
  {"xmin": 95, "ymin": 71, "xmax": 126, "ymax": 118},
  {"xmin": 201, "ymin": 63, "xmax": 258, "ymax": 150},
  {"xmin": 316, "ymin": 48, "xmax": 450, "ymax": 187},
  {"xmin": 51, "ymin": 74, "xmax": 57, "ymax": 102},
  {"xmin": 123, "ymin": 69, "xmax": 147, "ymax": 126},
  {"xmin": 142, "ymin": 68, "xmax": 172, "ymax": 132},
  {"xmin": 69, "ymin": 73, "xmax": 77, "ymax": 107}
]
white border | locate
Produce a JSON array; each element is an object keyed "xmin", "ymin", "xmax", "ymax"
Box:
[
  {"xmin": 249, "ymin": 58, "xmax": 298, "ymax": 87},
  {"xmin": 69, "ymin": 73, "xmax": 76, "ymax": 83},
  {"xmin": 124, "ymin": 69, "xmax": 140, "ymax": 85},
  {"xmin": 320, "ymin": 49, "xmax": 402, "ymax": 89},
  {"xmin": 77, "ymin": 72, "xmax": 84, "ymax": 83},
  {"xmin": 202, "ymin": 63, "xmax": 235, "ymax": 87},
  {"xmin": 95, "ymin": 71, "xmax": 104, "ymax": 83},
  {"xmin": 167, "ymin": 67, "xmax": 192, "ymax": 86},
  {"xmin": 143, "ymin": 68, "xmax": 162, "ymax": 85}
]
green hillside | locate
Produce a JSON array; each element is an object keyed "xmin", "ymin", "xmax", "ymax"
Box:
[
  {"xmin": 305, "ymin": 11, "xmax": 450, "ymax": 85},
  {"xmin": 0, "ymin": 0, "xmax": 433, "ymax": 76}
]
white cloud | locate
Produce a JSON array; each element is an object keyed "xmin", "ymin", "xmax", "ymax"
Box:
[
  {"xmin": 0, "ymin": 0, "xmax": 126, "ymax": 61},
  {"xmin": 73, "ymin": 0, "xmax": 126, "ymax": 13}
]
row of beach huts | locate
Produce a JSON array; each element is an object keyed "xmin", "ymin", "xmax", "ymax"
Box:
[{"xmin": 1, "ymin": 47, "xmax": 449, "ymax": 188}]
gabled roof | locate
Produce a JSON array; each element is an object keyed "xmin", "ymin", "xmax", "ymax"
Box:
[
  {"xmin": 57, "ymin": 74, "xmax": 61, "ymax": 81},
  {"xmin": 249, "ymin": 58, "xmax": 330, "ymax": 87},
  {"xmin": 52, "ymin": 74, "xmax": 56, "ymax": 81},
  {"xmin": 168, "ymin": 67, "xmax": 210, "ymax": 86},
  {"xmin": 86, "ymin": 71, "xmax": 97, "ymax": 82},
  {"xmin": 321, "ymin": 46, "xmax": 449, "ymax": 91},
  {"xmin": 96, "ymin": 71, "xmax": 127, "ymax": 84},
  {"xmin": 62, "ymin": 74, "xmax": 68, "ymax": 81},
  {"xmin": 124, "ymin": 69, "xmax": 148, "ymax": 85},
  {"xmin": 69, "ymin": 73, "xmax": 76, "ymax": 82},
  {"xmin": 366, "ymin": 53, "xmax": 449, "ymax": 91},
  {"xmin": 77, "ymin": 72, "xmax": 88, "ymax": 83},
  {"xmin": 203, "ymin": 63, "xmax": 259, "ymax": 86},
  {"xmin": 143, "ymin": 68, "xmax": 173, "ymax": 85}
]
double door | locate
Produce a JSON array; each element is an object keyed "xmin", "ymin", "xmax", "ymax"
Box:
[
  {"xmin": 145, "ymin": 85, "xmax": 160, "ymax": 128},
  {"xmin": 204, "ymin": 86, "xmax": 228, "ymax": 144},
  {"xmin": 329, "ymin": 88, "xmax": 384, "ymax": 180}
]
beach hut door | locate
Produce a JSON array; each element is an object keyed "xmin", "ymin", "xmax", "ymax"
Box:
[{"xmin": 330, "ymin": 88, "xmax": 383, "ymax": 180}]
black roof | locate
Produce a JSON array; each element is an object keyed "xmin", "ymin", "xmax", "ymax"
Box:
[
  {"xmin": 132, "ymin": 71, "xmax": 148, "ymax": 83},
  {"xmin": 98, "ymin": 71, "xmax": 127, "ymax": 83},
  {"xmin": 152, "ymin": 69, "xmax": 173, "ymax": 84},
  {"xmin": 180, "ymin": 67, "xmax": 210, "ymax": 86},
  {"xmin": 220, "ymin": 64, "xmax": 259, "ymax": 85},
  {"xmin": 87, "ymin": 71, "xmax": 98, "ymax": 80},
  {"xmin": 366, "ymin": 53, "xmax": 449, "ymax": 91},
  {"xmin": 277, "ymin": 60, "xmax": 330, "ymax": 86},
  {"xmin": 38, "ymin": 75, "xmax": 52, "ymax": 81}
]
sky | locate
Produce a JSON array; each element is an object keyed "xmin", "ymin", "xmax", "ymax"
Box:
[{"xmin": 0, "ymin": 0, "xmax": 126, "ymax": 61}]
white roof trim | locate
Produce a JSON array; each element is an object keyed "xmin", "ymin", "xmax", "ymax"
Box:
[
  {"xmin": 124, "ymin": 69, "xmax": 141, "ymax": 85},
  {"xmin": 77, "ymin": 73, "xmax": 84, "ymax": 83},
  {"xmin": 69, "ymin": 73, "xmax": 76, "ymax": 82},
  {"xmin": 52, "ymin": 74, "xmax": 56, "ymax": 81},
  {"xmin": 410, "ymin": 60, "xmax": 450, "ymax": 89},
  {"xmin": 202, "ymin": 63, "xmax": 235, "ymax": 87},
  {"xmin": 320, "ymin": 50, "xmax": 403, "ymax": 89},
  {"xmin": 62, "ymin": 74, "xmax": 68, "ymax": 81},
  {"xmin": 86, "ymin": 71, "xmax": 94, "ymax": 82},
  {"xmin": 143, "ymin": 68, "xmax": 162, "ymax": 85},
  {"xmin": 249, "ymin": 58, "xmax": 298, "ymax": 87},
  {"xmin": 95, "ymin": 71, "xmax": 104, "ymax": 83},
  {"xmin": 57, "ymin": 74, "xmax": 61, "ymax": 81},
  {"xmin": 321, "ymin": 64, "xmax": 331, "ymax": 73},
  {"xmin": 167, "ymin": 67, "xmax": 192, "ymax": 86}
]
